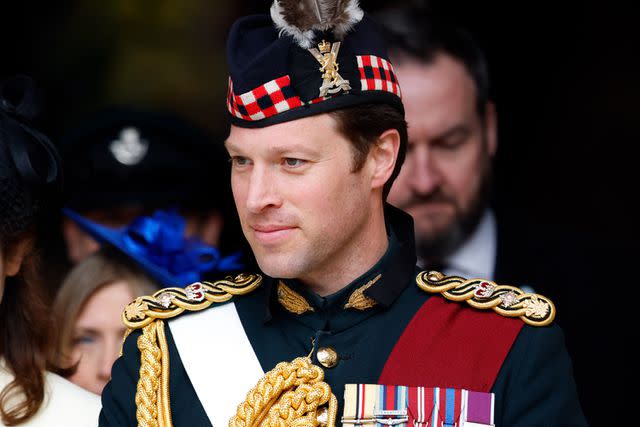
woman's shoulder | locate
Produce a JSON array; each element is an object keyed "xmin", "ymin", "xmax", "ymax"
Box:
[
  {"xmin": 45, "ymin": 371, "xmax": 100, "ymax": 402},
  {"xmin": 17, "ymin": 372, "xmax": 101, "ymax": 427}
]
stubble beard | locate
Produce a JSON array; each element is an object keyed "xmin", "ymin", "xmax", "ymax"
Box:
[{"xmin": 415, "ymin": 165, "xmax": 492, "ymax": 262}]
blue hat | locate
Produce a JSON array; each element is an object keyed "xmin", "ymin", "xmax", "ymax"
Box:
[
  {"xmin": 226, "ymin": 0, "xmax": 403, "ymax": 128},
  {"xmin": 62, "ymin": 207, "xmax": 243, "ymax": 286}
]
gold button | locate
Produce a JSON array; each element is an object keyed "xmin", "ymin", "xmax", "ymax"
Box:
[{"xmin": 317, "ymin": 347, "xmax": 339, "ymax": 368}]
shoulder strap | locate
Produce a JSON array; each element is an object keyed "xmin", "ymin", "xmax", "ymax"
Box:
[
  {"xmin": 120, "ymin": 273, "xmax": 262, "ymax": 427},
  {"xmin": 169, "ymin": 302, "xmax": 264, "ymax": 426},
  {"xmin": 122, "ymin": 273, "xmax": 262, "ymax": 330},
  {"xmin": 416, "ymin": 270, "xmax": 555, "ymax": 327}
]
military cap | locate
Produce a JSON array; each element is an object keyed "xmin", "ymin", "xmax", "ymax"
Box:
[
  {"xmin": 226, "ymin": 0, "xmax": 403, "ymax": 128},
  {"xmin": 59, "ymin": 107, "xmax": 229, "ymax": 211}
]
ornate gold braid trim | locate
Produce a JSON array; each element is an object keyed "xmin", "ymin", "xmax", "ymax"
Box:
[
  {"xmin": 122, "ymin": 273, "xmax": 263, "ymax": 329},
  {"xmin": 134, "ymin": 323, "xmax": 158, "ymax": 427},
  {"xmin": 230, "ymin": 357, "xmax": 338, "ymax": 427},
  {"xmin": 121, "ymin": 273, "xmax": 262, "ymax": 427},
  {"xmin": 416, "ymin": 270, "xmax": 556, "ymax": 327}
]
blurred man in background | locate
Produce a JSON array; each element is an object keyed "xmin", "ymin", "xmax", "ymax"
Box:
[
  {"xmin": 382, "ymin": 10, "xmax": 497, "ymax": 280},
  {"xmin": 377, "ymin": 6, "xmax": 602, "ymax": 423}
]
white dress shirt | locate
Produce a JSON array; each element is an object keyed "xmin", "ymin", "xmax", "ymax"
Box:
[{"xmin": 444, "ymin": 209, "xmax": 497, "ymax": 280}]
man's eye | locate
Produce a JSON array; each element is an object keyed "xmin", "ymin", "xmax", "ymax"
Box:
[
  {"xmin": 283, "ymin": 158, "xmax": 306, "ymax": 167},
  {"xmin": 231, "ymin": 156, "xmax": 250, "ymax": 166},
  {"xmin": 445, "ymin": 138, "xmax": 465, "ymax": 149}
]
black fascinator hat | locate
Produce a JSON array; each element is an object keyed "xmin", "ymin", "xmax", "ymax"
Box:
[{"xmin": 0, "ymin": 76, "xmax": 62, "ymax": 242}]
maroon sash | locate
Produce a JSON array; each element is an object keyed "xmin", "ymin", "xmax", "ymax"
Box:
[{"xmin": 379, "ymin": 296, "xmax": 523, "ymax": 391}]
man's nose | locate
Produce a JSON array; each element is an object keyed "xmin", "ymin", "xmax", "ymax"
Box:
[
  {"xmin": 245, "ymin": 165, "xmax": 282, "ymax": 213},
  {"xmin": 409, "ymin": 145, "xmax": 442, "ymax": 195}
]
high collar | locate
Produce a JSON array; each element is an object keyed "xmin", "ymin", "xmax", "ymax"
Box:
[{"xmin": 261, "ymin": 203, "xmax": 417, "ymax": 326}]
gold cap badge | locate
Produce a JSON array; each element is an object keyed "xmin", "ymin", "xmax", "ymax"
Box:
[{"xmin": 308, "ymin": 40, "xmax": 352, "ymax": 97}]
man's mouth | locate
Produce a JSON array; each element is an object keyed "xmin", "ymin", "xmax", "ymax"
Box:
[{"xmin": 250, "ymin": 224, "xmax": 297, "ymax": 244}]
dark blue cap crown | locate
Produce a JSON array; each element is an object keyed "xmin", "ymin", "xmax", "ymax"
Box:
[{"xmin": 226, "ymin": 6, "xmax": 403, "ymax": 128}]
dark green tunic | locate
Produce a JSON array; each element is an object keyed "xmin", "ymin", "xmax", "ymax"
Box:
[{"xmin": 100, "ymin": 207, "xmax": 586, "ymax": 426}]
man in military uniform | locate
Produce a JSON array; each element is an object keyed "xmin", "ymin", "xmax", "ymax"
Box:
[{"xmin": 99, "ymin": 2, "xmax": 586, "ymax": 426}]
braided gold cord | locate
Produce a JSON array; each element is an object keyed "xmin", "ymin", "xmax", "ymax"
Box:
[
  {"xmin": 118, "ymin": 273, "xmax": 261, "ymax": 427},
  {"xmin": 123, "ymin": 273, "xmax": 262, "ymax": 329},
  {"xmin": 264, "ymin": 384, "xmax": 338, "ymax": 427},
  {"xmin": 135, "ymin": 322, "xmax": 162, "ymax": 427},
  {"xmin": 416, "ymin": 270, "xmax": 556, "ymax": 326},
  {"xmin": 156, "ymin": 321, "xmax": 172, "ymax": 427},
  {"xmin": 230, "ymin": 357, "xmax": 337, "ymax": 427}
]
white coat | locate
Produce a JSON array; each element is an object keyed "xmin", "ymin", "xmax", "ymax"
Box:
[{"xmin": 0, "ymin": 359, "xmax": 100, "ymax": 426}]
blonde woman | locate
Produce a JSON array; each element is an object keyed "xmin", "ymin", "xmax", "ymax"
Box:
[{"xmin": 52, "ymin": 248, "xmax": 157, "ymax": 395}]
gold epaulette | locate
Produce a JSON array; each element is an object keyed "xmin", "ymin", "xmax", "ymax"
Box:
[
  {"xmin": 120, "ymin": 273, "xmax": 262, "ymax": 427},
  {"xmin": 122, "ymin": 273, "xmax": 263, "ymax": 329},
  {"xmin": 416, "ymin": 270, "xmax": 555, "ymax": 327}
]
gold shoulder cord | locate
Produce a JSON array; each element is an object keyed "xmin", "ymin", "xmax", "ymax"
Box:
[
  {"xmin": 121, "ymin": 273, "xmax": 263, "ymax": 427},
  {"xmin": 230, "ymin": 357, "xmax": 338, "ymax": 427},
  {"xmin": 416, "ymin": 270, "xmax": 556, "ymax": 327}
]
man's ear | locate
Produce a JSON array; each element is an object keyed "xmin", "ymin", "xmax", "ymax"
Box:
[
  {"xmin": 369, "ymin": 129, "xmax": 401, "ymax": 191},
  {"xmin": 3, "ymin": 237, "xmax": 34, "ymax": 277}
]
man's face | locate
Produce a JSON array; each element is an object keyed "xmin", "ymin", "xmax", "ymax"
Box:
[
  {"xmin": 226, "ymin": 114, "xmax": 376, "ymax": 284},
  {"xmin": 387, "ymin": 53, "xmax": 497, "ymax": 259}
]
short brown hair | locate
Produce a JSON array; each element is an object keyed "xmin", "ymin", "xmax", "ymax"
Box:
[{"xmin": 330, "ymin": 103, "xmax": 407, "ymax": 198}]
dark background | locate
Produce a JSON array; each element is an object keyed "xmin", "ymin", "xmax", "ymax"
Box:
[
  {"xmin": 2, "ymin": 0, "xmax": 636, "ymax": 240},
  {"xmin": 2, "ymin": 0, "xmax": 636, "ymax": 424}
]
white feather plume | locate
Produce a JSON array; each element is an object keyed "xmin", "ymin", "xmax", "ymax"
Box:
[{"xmin": 270, "ymin": 0, "xmax": 364, "ymax": 48}]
